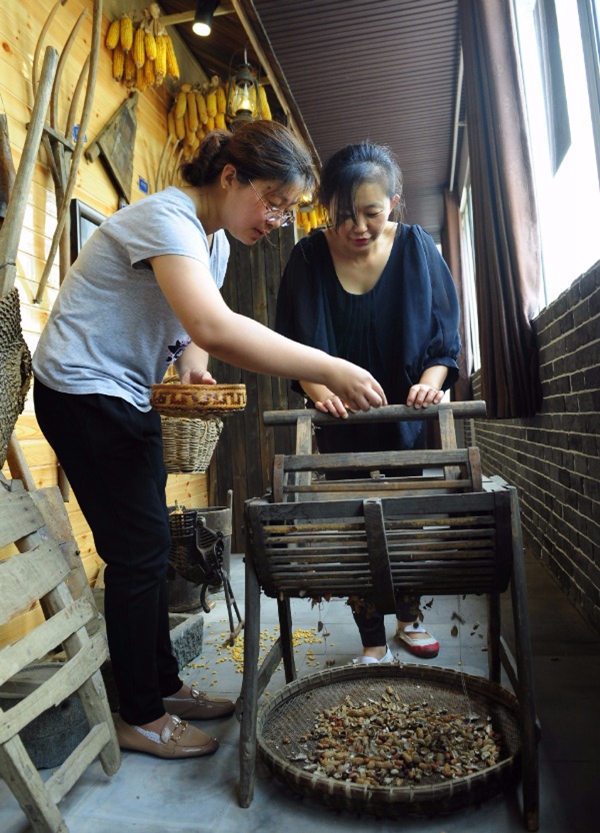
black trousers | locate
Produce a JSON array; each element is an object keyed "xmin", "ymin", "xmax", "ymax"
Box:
[
  {"xmin": 321, "ymin": 463, "xmax": 422, "ymax": 648},
  {"xmin": 352, "ymin": 594, "xmax": 421, "ymax": 647},
  {"xmin": 34, "ymin": 380, "xmax": 181, "ymax": 725}
]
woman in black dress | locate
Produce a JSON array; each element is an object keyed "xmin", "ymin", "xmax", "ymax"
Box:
[{"xmin": 276, "ymin": 142, "xmax": 461, "ymax": 663}]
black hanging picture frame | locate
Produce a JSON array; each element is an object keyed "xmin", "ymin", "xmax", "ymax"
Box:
[{"xmin": 70, "ymin": 199, "xmax": 106, "ymax": 262}]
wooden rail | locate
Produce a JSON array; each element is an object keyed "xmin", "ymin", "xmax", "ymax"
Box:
[{"xmin": 263, "ymin": 400, "xmax": 488, "ymax": 426}]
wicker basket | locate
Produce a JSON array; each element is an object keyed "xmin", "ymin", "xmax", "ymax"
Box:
[
  {"xmin": 151, "ymin": 381, "xmax": 246, "ymax": 418},
  {"xmin": 258, "ymin": 663, "xmax": 522, "ymax": 818},
  {"xmin": 161, "ymin": 415, "xmax": 223, "ymax": 473}
]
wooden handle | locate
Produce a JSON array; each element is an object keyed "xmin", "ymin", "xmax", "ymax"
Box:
[{"xmin": 263, "ymin": 401, "xmax": 488, "ymax": 426}]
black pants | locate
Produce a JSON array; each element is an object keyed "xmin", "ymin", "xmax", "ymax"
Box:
[
  {"xmin": 352, "ymin": 594, "xmax": 421, "ymax": 647},
  {"xmin": 34, "ymin": 380, "xmax": 181, "ymax": 725},
  {"xmin": 321, "ymin": 463, "xmax": 422, "ymax": 648}
]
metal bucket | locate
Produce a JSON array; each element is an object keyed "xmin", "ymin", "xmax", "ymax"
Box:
[{"xmin": 195, "ymin": 494, "xmax": 233, "ymax": 577}]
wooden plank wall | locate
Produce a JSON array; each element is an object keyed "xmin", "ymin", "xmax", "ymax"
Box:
[
  {"xmin": 0, "ymin": 0, "xmax": 209, "ymax": 647},
  {"xmin": 209, "ymin": 228, "xmax": 305, "ymax": 553}
]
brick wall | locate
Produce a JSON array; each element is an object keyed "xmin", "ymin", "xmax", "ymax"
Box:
[{"xmin": 470, "ymin": 260, "xmax": 600, "ymax": 632}]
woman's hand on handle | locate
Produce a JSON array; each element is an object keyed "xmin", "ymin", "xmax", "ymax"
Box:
[
  {"xmin": 300, "ymin": 380, "xmax": 354, "ymax": 418},
  {"xmin": 406, "ymin": 365, "xmax": 449, "ymax": 409},
  {"xmin": 323, "ymin": 358, "xmax": 387, "ymax": 412},
  {"xmin": 406, "ymin": 384, "xmax": 444, "ymax": 409}
]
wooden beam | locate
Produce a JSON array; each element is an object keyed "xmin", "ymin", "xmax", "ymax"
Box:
[
  {"xmin": 159, "ymin": 5, "xmax": 235, "ymax": 28},
  {"xmin": 230, "ymin": 0, "xmax": 320, "ymax": 165}
]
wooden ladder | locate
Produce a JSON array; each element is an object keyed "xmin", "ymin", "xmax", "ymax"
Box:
[{"xmin": 0, "ymin": 474, "xmax": 120, "ymax": 833}]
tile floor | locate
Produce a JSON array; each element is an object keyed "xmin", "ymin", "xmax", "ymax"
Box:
[{"xmin": 1, "ymin": 551, "xmax": 599, "ymax": 833}]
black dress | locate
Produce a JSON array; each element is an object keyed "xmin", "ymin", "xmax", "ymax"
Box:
[
  {"xmin": 276, "ymin": 224, "xmax": 461, "ymax": 454},
  {"xmin": 276, "ymin": 224, "xmax": 462, "ymax": 646}
]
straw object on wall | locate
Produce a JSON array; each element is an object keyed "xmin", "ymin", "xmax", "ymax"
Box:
[{"xmin": 0, "ymin": 288, "xmax": 31, "ymax": 468}]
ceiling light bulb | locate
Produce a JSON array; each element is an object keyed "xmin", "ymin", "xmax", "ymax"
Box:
[
  {"xmin": 193, "ymin": 0, "xmax": 219, "ymax": 38},
  {"xmin": 192, "ymin": 21, "xmax": 211, "ymax": 36}
]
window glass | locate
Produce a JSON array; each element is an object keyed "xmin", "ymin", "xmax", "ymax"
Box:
[
  {"xmin": 513, "ymin": 0, "xmax": 600, "ymax": 306},
  {"xmin": 534, "ymin": 0, "xmax": 572, "ymax": 172},
  {"xmin": 459, "ymin": 175, "xmax": 481, "ymax": 373}
]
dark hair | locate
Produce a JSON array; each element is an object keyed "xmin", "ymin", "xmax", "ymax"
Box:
[
  {"xmin": 180, "ymin": 121, "xmax": 316, "ymax": 194},
  {"xmin": 318, "ymin": 142, "xmax": 404, "ymax": 227}
]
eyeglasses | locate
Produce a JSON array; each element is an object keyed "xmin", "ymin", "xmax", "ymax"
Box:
[{"xmin": 248, "ymin": 180, "xmax": 294, "ymax": 227}]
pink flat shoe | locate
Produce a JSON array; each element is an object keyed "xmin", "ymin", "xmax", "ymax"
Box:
[
  {"xmin": 396, "ymin": 622, "xmax": 440, "ymax": 658},
  {"xmin": 163, "ymin": 687, "xmax": 235, "ymax": 720}
]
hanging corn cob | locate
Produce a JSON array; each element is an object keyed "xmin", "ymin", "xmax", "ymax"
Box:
[
  {"xmin": 105, "ymin": 19, "xmax": 120, "ymax": 50},
  {"xmin": 175, "ymin": 113, "xmax": 186, "ymax": 141},
  {"xmin": 205, "ymin": 91, "xmax": 217, "ymax": 119},
  {"xmin": 258, "ymin": 85, "xmax": 272, "ymax": 120},
  {"xmin": 175, "ymin": 87, "xmax": 188, "ymax": 119},
  {"xmin": 142, "ymin": 8, "xmax": 157, "ymax": 60},
  {"xmin": 155, "ymin": 34, "xmax": 168, "ymax": 85},
  {"xmin": 297, "ymin": 201, "xmax": 328, "ymax": 234},
  {"xmin": 132, "ymin": 26, "xmax": 145, "ymax": 70},
  {"xmin": 161, "ymin": 73, "xmax": 230, "ymax": 168},
  {"xmin": 119, "ymin": 13, "xmax": 134, "ymax": 53},
  {"xmin": 136, "ymin": 65, "xmax": 148, "ymax": 92},
  {"xmin": 124, "ymin": 51, "xmax": 136, "ymax": 88},
  {"xmin": 104, "ymin": 4, "xmax": 182, "ymax": 92},
  {"xmin": 216, "ymin": 87, "xmax": 227, "ymax": 115},
  {"xmin": 144, "ymin": 57, "xmax": 156, "ymax": 87},
  {"xmin": 112, "ymin": 43, "xmax": 125, "ymax": 82},
  {"xmin": 165, "ymin": 33, "xmax": 180, "ymax": 81},
  {"xmin": 186, "ymin": 91, "xmax": 199, "ymax": 132},
  {"xmin": 196, "ymin": 92, "xmax": 208, "ymax": 125}
]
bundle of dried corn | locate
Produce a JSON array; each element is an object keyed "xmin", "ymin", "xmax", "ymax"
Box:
[
  {"xmin": 168, "ymin": 75, "xmax": 229, "ymax": 161},
  {"xmin": 297, "ymin": 202, "xmax": 328, "ymax": 234},
  {"xmin": 105, "ymin": 3, "xmax": 179, "ymax": 92}
]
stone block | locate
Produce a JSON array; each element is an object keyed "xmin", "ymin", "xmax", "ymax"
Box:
[
  {"xmin": 4, "ymin": 595, "xmax": 207, "ymax": 764},
  {"xmin": 0, "ymin": 663, "xmax": 89, "ymax": 769}
]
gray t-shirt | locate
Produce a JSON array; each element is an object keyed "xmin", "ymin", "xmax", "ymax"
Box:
[{"xmin": 33, "ymin": 187, "xmax": 230, "ymax": 411}]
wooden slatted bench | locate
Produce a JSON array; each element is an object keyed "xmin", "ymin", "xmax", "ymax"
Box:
[{"xmin": 236, "ymin": 403, "xmax": 539, "ymax": 831}]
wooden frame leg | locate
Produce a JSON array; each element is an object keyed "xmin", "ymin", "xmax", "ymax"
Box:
[
  {"xmin": 0, "ymin": 736, "xmax": 67, "ymax": 833},
  {"xmin": 238, "ymin": 556, "xmax": 261, "ymax": 808},
  {"xmin": 277, "ymin": 596, "xmax": 296, "ymax": 683},
  {"xmin": 487, "ymin": 591, "xmax": 501, "ymax": 683},
  {"xmin": 509, "ymin": 488, "xmax": 539, "ymax": 832},
  {"xmin": 79, "ymin": 670, "xmax": 121, "ymax": 775}
]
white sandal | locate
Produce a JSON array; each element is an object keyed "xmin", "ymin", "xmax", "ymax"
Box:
[{"xmin": 352, "ymin": 645, "xmax": 394, "ymax": 664}]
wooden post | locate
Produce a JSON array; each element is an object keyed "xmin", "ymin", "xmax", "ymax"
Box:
[
  {"xmin": 238, "ymin": 541, "xmax": 262, "ymax": 807},
  {"xmin": 34, "ymin": 0, "xmax": 103, "ymax": 304},
  {"xmin": 0, "ymin": 47, "xmax": 58, "ymax": 297}
]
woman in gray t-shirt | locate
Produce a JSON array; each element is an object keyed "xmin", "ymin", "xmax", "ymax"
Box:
[{"xmin": 33, "ymin": 121, "xmax": 387, "ymax": 760}]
